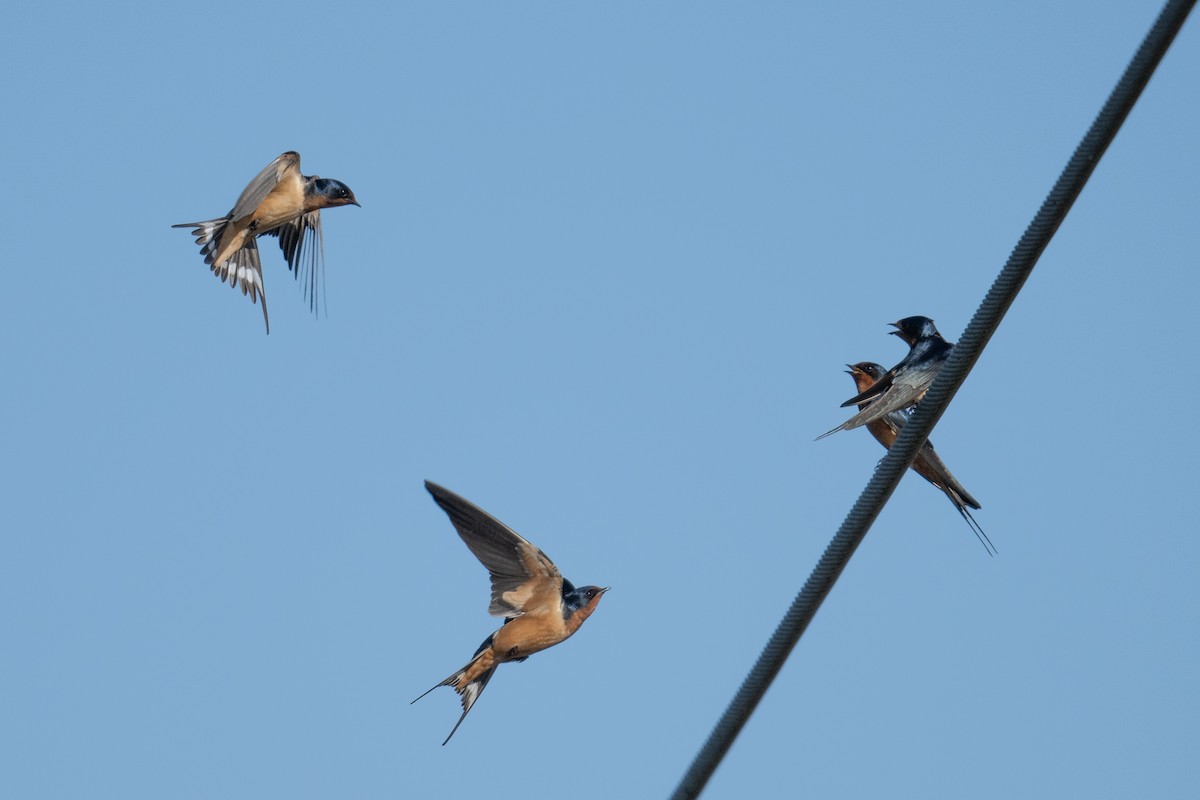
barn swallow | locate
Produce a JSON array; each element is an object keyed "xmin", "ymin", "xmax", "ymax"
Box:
[
  {"xmin": 845, "ymin": 362, "xmax": 995, "ymax": 555},
  {"xmin": 817, "ymin": 316, "xmax": 953, "ymax": 439},
  {"xmin": 412, "ymin": 481, "xmax": 608, "ymax": 745},
  {"xmin": 173, "ymin": 151, "xmax": 359, "ymax": 333}
]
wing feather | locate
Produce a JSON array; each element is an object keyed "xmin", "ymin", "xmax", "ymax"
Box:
[
  {"xmin": 425, "ymin": 481, "xmax": 561, "ymax": 618},
  {"xmin": 265, "ymin": 210, "xmax": 324, "ymax": 317}
]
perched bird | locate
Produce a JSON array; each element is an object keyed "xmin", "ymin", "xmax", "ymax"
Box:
[
  {"xmin": 845, "ymin": 362, "xmax": 996, "ymax": 555},
  {"xmin": 413, "ymin": 481, "xmax": 609, "ymax": 745},
  {"xmin": 818, "ymin": 316, "xmax": 953, "ymax": 439},
  {"xmin": 173, "ymin": 151, "xmax": 359, "ymax": 332}
]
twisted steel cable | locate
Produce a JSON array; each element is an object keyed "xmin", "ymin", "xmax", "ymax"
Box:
[{"xmin": 670, "ymin": 2, "xmax": 1196, "ymax": 797}]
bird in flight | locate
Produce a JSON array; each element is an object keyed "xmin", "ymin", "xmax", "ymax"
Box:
[
  {"xmin": 413, "ymin": 481, "xmax": 609, "ymax": 744},
  {"xmin": 173, "ymin": 151, "xmax": 359, "ymax": 332}
]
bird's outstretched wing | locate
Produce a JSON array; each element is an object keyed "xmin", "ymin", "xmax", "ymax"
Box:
[
  {"xmin": 425, "ymin": 481, "xmax": 562, "ymax": 618},
  {"xmin": 265, "ymin": 210, "xmax": 324, "ymax": 317}
]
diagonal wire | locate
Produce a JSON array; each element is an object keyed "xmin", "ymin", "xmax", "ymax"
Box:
[{"xmin": 670, "ymin": 2, "xmax": 1195, "ymax": 797}]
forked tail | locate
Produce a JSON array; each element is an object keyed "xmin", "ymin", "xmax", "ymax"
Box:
[{"xmin": 412, "ymin": 641, "xmax": 499, "ymax": 745}]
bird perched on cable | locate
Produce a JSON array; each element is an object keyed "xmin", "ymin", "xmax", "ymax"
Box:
[
  {"xmin": 173, "ymin": 151, "xmax": 359, "ymax": 333},
  {"xmin": 413, "ymin": 481, "xmax": 609, "ymax": 745},
  {"xmin": 818, "ymin": 316, "xmax": 953, "ymax": 439},
  {"xmin": 844, "ymin": 362, "xmax": 995, "ymax": 555}
]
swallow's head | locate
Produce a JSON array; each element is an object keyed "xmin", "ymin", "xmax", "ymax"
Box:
[
  {"xmin": 889, "ymin": 316, "xmax": 938, "ymax": 345},
  {"xmin": 562, "ymin": 584, "xmax": 609, "ymax": 633},
  {"xmin": 846, "ymin": 361, "xmax": 886, "ymax": 393},
  {"xmin": 312, "ymin": 178, "xmax": 360, "ymax": 208}
]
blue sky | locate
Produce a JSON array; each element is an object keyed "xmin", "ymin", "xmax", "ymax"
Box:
[{"xmin": 2, "ymin": 3, "xmax": 1198, "ymax": 798}]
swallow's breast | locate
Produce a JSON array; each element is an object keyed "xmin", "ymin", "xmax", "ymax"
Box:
[{"xmin": 491, "ymin": 614, "xmax": 570, "ymax": 660}]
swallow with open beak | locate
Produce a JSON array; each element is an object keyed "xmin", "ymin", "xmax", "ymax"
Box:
[
  {"xmin": 844, "ymin": 362, "xmax": 995, "ymax": 555},
  {"xmin": 818, "ymin": 316, "xmax": 953, "ymax": 439},
  {"xmin": 413, "ymin": 481, "xmax": 609, "ymax": 745},
  {"xmin": 173, "ymin": 151, "xmax": 359, "ymax": 333}
]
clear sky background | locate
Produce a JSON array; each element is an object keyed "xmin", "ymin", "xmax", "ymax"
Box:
[{"xmin": 2, "ymin": 3, "xmax": 1198, "ymax": 798}]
